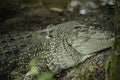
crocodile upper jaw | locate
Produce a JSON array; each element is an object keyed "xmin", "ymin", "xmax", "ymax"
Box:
[{"xmin": 72, "ymin": 37, "xmax": 114, "ymax": 54}]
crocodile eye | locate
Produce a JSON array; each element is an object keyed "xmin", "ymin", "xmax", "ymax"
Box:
[
  {"xmin": 73, "ymin": 25, "xmax": 88, "ymax": 32},
  {"xmin": 73, "ymin": 26, "xmax": 81, "ymax": 30},
  {"xmin": 74, "ymin": 26, "xmax": 81, "ymax": 29},
  {"xmin": 72, "ymin": 26, "xmax": 80, "ymax": 33}
]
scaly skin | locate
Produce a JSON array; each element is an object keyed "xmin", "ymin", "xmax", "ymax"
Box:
[
  {"xmin": 0, "ymin": 30, "xmax": 44, "ymax": 79},
  {"xmin": 0, "ymin": 21, "xmax": 114, "ymax": 80}
]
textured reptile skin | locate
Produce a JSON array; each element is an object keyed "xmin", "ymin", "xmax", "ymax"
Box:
[{"xmin": 0, "ymin": 21, "xmax": 114, "ymax": 80}]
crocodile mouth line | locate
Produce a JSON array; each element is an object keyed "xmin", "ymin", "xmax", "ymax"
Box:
[
  {"xmin": 71, "ymin": 37, "xmax": 114, "ymax": 48},
  {"xmin": 91, "ymin": 37, "xmax": 114, "ymax": 41}
]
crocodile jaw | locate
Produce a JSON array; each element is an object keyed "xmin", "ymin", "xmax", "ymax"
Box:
[{"xmin": 72, "ymin": 37, "xmax": 114, "ymax": 54}]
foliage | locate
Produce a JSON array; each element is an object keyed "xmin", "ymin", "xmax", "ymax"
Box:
[
  {"xmin": 106, "ymin": 0, "xmax": 120, "ymax": 80},
  {"xmin": 79, "ymin": 66, "xmax": 95, "ymax": 80},
  {"xmin": 79, "ymin": 72, "xmax": 85, "ymax": 80},
  {"xmin": 105, "ymin": 58, "xmax": 112, "ymax": 80},
  {"xmin": 37, "ymin": 72, "xmax": 54, "ymax": 80}
]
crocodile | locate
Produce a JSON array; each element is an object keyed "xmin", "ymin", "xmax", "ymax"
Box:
[{"xmin": 0, "ymin": 21, "xmax": 114, "ymax": 80}]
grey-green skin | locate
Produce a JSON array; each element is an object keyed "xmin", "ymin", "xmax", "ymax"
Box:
[
  {"xmin": 0, "ymin": 21, "xmax": 114, "ymax": 80},
  {"xmin": 24, "ymin": 21, "xmax": 114, "ymax": 80}
]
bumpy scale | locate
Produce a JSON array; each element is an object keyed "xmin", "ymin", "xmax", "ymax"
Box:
[{"xmin": 0, "ymin": 21, "xmax": 114, "ymax": 80}]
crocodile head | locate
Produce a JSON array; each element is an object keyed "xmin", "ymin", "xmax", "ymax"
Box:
[
  {"xmin": 68, "ymin": 24, "xmax": 114, "ymax": 54},
  {"xmin": 40, "ymin": 21, "xmax": 114, "ymax": 55}
]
